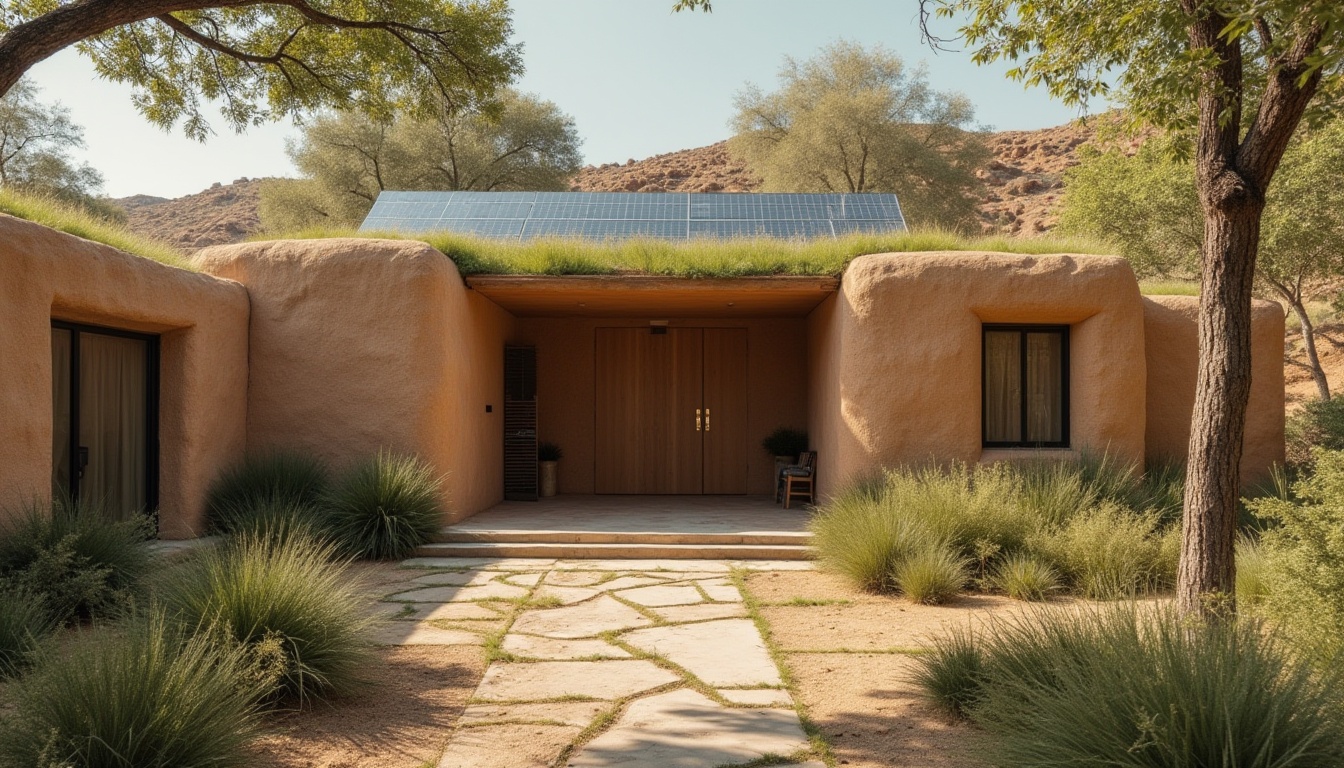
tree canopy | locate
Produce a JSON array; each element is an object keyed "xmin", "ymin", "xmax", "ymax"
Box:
[
  {"xmin": 728, "ymin": 41, "xmax": 987, "ymax": 230},
  {"xmin": 0, "ymin": 79, "xmax": 120, "ymax": 219},
  {"xmin": 260, "ymin": 90, "xmax": 582, "ymax": 232},
  {"xmin": 0, "ymin": 0, "xmax": 522, "ymax": 140}
]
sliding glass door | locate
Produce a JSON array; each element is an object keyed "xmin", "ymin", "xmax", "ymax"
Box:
[{"xmin": 51, "ymin": 322, "xmax": 159, "ymax": 521}]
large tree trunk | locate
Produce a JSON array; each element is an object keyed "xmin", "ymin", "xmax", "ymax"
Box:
[
  {"xmin": 1178, "ymin": 200, "xmax": 1261, "ymax": 617},
  {"xmin": 1289, "ymin": 297, "xmax": 1331, "ymax": 400}
]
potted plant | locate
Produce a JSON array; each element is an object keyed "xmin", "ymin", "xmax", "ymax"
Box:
[
  {"xmin": 538, "ymin": 442, "xmax": 563, "ymax": 498},
  {"xmin": 761, "ymin": 428, "xmax": 808, "ymax": 494}
]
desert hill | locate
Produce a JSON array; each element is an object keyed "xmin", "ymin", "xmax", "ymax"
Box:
[{"xmin": 118, "ymin": 120, "xmax": 1100, "ymax": 250}]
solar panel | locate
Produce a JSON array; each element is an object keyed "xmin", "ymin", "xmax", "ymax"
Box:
[{"xmin": 358, "ymin": 191, "xmax": 905, "ymax": 242}]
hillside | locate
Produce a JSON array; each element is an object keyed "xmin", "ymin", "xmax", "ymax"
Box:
[{"xmin": 117, "ymin": 120, "xmax": 1101, "ymax": 250}]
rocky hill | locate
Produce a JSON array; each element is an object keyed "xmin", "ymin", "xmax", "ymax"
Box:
[{"xmin": 117, "ymin": 120, "xmax": 1103, "ymax": 250}]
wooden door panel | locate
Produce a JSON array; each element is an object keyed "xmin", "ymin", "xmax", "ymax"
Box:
[
  {"xmin": 702, "ymin": 328, "xmax": 749, "ymax": 494},
  {"xmin": 670, "ymin": 329, "xmax": 704, "ymax": 494},
  {"xmin": 595, "ymin": 328, "xmax": 643, "ymax": 494}
]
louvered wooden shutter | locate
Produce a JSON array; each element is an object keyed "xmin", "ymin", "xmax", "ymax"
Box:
[{"xmin": 503, "ymin": 346, "xmax": 538, "ymax": 501}]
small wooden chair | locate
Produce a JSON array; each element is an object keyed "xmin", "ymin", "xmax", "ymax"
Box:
[{"xmin": 782, "ymin": 451, "xmax": 817, "ymax": 509}]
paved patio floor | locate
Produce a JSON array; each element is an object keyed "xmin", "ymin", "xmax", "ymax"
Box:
[{"xmin": 447, "ymin": 495, "xmax": 811, "ymax": 536}]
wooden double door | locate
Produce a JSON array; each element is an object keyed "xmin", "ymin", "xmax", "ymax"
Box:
[{"xmin": 595, "ymin": 327, "xmax": 748, "ymax": 494}]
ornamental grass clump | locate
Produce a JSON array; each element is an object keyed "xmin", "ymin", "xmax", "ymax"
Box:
[
  {"xmin": 322, "ymin": 450, "xmax": 444, "ymax": 560},
  {"xmin": 205, "ymin": 451, "xmax": 331, "ymax": 536},
  {"xmin": 913, "ymin": 607, "xmax": 1344, "ymax": 767},
  {"xmin": 1028, "ymin": 503, "xmax": 1173, "ymax": 599},
  {"xmin": 0, "ymin": 496, "xmax": 153, "ymax": 625},
  {"xmin": 990, "ymin": 554, "xmax": 1060, "ymax": 602},
  {"xmin": 891, "ymin": 544, "xmax": 969, "ymax": 604},
  {"xmin": 0, "ymin": 588, "xmax": 53, "ymax": 678},
  {"xmin": 809, "ymin": 480, "xmax": 934, "ymax": 591},
  {"xmin": 0, "ymin": 613, "xmax": 266, "ymax": 768},
  {"xmin": 156, "ymin": 533, "xmax": 374, "ymax": 705}
]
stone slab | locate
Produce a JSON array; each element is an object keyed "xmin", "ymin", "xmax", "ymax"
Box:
[
  {"xmin": 700, "ymin": 585, "xmax": 743, "ymax": 603},
  {"xmin": 616, "ymin": 585, "xmax": 705, "ymax": 607},
  {"xmin": 566, "ymin": 688, "xmax": 809, "ymax": 767},
  {"xmin": 718, "ymin": 688, "xmax": 794, "ymax": 707},
  {"xmin": 502, "ymin": 572, "xmax": 543, "ymax": 587},
  {"xmin": 402, "ymin": 557, "xmax": 556, "ymax": 570},
  {"xmin": 623, "ymin": 619, "xmax": 781, "ymax": 687},
  {"xmin": 475, "ymin": 660, "xmax": 678, "ymax": 702},
  {"xmin": 421, "ymin": 602, "xmax": 507, "ymax": 621},
  {"xmin": 534, "ymin": 585, "xmax": 601, "ymax": 606},
  {"xmin": 592, "ymin": 575, "xmax": 669, "ymax": 592},
  {"xmin": 511, "ymin": 595, "xmax": 653, "ymax": 639},
  {"xmin": 732, "ymin": 560, "xmax": 815, "ymax": 571},
  {"xmin": 391, "ymin": 582, "xmax": 529, "ymax": 603},
  {"xmin": 651, "ymin": 603, "xmax": 749, "ymax": 623},
  {"xmin": 370, "ymin": 623, "xmax": 483, "ymax": 646},
  {"xmin": 502, "ymin": 634, "xmax": 632, "ymax": 661},
  {"xmin": 437, "ymin": 723, "xmax": 579, "ymax": 768},
  {"xmin": 545, "ymin": 571, "xmax": 610, "ymax": 587},
  {"xmin": 411, "ymin": 570, "xmax": 499, "ymax": 587},
  {"xmin": 552, "ymin": 560, "xmax": 732, "ymax": 572},
  {"xmin": 459, "ymin": 701, "xmax": 609, "ymax": 728}
]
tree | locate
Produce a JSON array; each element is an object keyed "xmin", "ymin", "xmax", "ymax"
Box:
[
  {"xmin": 676, "ymin": 0, "xmax": 1344, "ymax": 618},
  {"xmin": 1060, "ymin": 124, "xmax": 1344, "ymax": 401},
  {"xmin": 259, "ymin": 90, "xmax": 583, "ymax": 231},
  {"xmin": 0, "ymin": 0, "xmax": 522, "ymax": 140},
  {"xmin": 728, "ymin": 41, "xmax": 988, "ymax": 230},
  {"xmin": 0, "ymin": 79, "xmax": 120, "ymax": 219}
]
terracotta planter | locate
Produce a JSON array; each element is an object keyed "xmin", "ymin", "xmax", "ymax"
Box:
[{"xmin": 539, "ymin": 461, "xmax": 558, "ymax": 498}]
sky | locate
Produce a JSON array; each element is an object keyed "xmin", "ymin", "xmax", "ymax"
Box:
[{"xmin": 24, "ymin": 0, "xmax": 1101, "ymax": 199}]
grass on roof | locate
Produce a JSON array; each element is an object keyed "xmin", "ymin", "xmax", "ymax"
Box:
[
  {"xmin": 1139, "ymin": 280, "xmax": 1200, "ymax": 296},
  {"xmin": 0, "ymin": 189, "xmax": 192, "ymax": 270},
  {"xmin": 264, "ymin": 226, "xmax": 1114, "ymax": 278}
]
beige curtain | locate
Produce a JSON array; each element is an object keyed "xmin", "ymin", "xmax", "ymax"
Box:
[
  {"xmin": 1025, "ymin": 332, "xmax": 1063, "ymax": 443},
  {"xmin": 51, "ymin": 328, "xmax": 72, "ymax": 497},
  {"xmin": 78, "ymin": 333, "xmax": 148, "ymax": 520},
  {"xmin": 984, "ymin": 331, "xmax": 1021, "ymax": 442}
]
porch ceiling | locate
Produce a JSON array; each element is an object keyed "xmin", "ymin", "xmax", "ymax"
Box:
[{"xmin": 465, "ymin": 275, "xmax": 840, "ymax": 318}]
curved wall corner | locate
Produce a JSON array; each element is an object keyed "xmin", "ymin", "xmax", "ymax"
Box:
[{"xmin": 0, "ymin": 215, "xmax": 249, "ymax": 538}]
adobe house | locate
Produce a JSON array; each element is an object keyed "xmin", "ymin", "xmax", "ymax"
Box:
[{"xmin": 0, "ymin": 194, "xmax": 1285, "ymax": 539}]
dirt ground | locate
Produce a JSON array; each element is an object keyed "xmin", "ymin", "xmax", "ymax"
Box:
[{"xmin": 743, "ymin": 570, "xmax": 1081, "ymax": 768}]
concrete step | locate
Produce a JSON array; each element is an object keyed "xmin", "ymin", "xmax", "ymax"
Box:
[
  {"xmin": 411, "ymin": 541, "xmax": 814, "ymax": 561},
  {"xmin": 435, "ymin": 529, "xmax": 811, "ymax": 546}
]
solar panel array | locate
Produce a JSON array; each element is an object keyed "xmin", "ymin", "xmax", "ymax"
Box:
[{"xmin": 358, "ymin": 191, "xmax": 906, "ymax": 241}]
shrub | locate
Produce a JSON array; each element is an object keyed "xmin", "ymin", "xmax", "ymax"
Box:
[
  {"xmin": 1247, "ymin": 448, "xmax": 1344, "ymax": 661},
  {"xmin": 213, "ymin": 497, "xmax": 331, "ymax": 548},
  {"xmin": 911, "ymin": 628, "xmax": 983, "ymax": 718},
  {"xmin": 1286, "ymin": 396, "xmax": 1344, "ymax": 471},
  {"xmin": 0, "ymin": 613, "xmax": 265, "ymax": 768},
  {"xmin": 538, "ymin": 441, "xmax": 564, "ymax": 462},
  {"xmin": 1029, "ymin": 503, "xmax": 1170, "ymax": 599},
  {"xmin": 205, "ymin": 451, "xmax": 331, "ymax": 534},
  {"xmin": 0, "ymin": 497, "xmax": 153, "ymax": 624},
  {"xmin": 156, "ymin": 534, "xmax": 374, "ymax": 705},
  {"xmin": 809, "ymin": 482, "xmax": 935, "ymax": 591},
  {"xmin": 891, "ymin": 544, "xmax": 969, "ymax": 604},
  {"xmin": 322, "ymin": 450, "xmax": 444, "ymax": 560},
  {"xmin": 761, "ymin": 427, "xmax": 809, "ymax": 458},
  {"xmin": 991, "ymin": 555, "xmax": 1060, "ymax": 601},
  {"xmin": 0, "ymin": 588, "xmax": 53, "ymax": 678},
  {"xmin": 916, "ymin": 606, "xmax": 1344, "ymax": 767}
]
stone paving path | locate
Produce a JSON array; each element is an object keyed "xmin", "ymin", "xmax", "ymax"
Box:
[{"xmin": 373, "ymin": 557, "xmax": 825, "ymax": 767}]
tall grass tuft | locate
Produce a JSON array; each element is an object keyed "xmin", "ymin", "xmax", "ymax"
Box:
[
  {"xmin": 156, "ymin": 534, "xmax": 374, "ymax": 705},
  {"xmin": 891, "ymin": 544, "xmax": 969, "ymax": 604},
  {"xmin": 0, "ymin": 612, "xmax": 266, "ymax": 768},
  {"xmin": 808, "ymin": 480, "xmax": 935, "ymax": 591},
  {"xmin": 322, "ymin": 450, "xmax": 444, "ymax": 560},
  {"xmin": 1235, "ymin": 537, "xmax": 1272, "ymax": 607},
  {"xmin": 911, "ymin": 629, "xmax": 984, "ymax": 718},
  {"xmin": 0, "ymin": 496, "xmax": 153, "ymax": 624},
  {"xmin": 0, "ymin": 588, "xmax": 54, "ymax": 678},
  {"xmin": 1029, "ymin": 503, "xmax": 1170, "ymax": 599},
  {"xmin": 991, "ymin": 555, "xmax": 1060, "ymax": 602},
  {"xmin": 917, "ymin": 606, "xmax": 1344, "ymax": 767},
  {"xmin": 205, "ymin": 451, "xmax": 331, "ymax": 536}
]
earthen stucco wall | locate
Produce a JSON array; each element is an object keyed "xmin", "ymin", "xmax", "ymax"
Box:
[
  {"xmin": 196, "ymin": 239, "xmax": 514, "ymax": 522},
  {"xmin": 0, "ymin": 215, "xmax": 249, "ymax": 537},
  {"xmin": 512, "ymin": 317, "xmax": 809, "ymax": 496},
  {"xmin": 808, "ymin": 252, "xmax": 1148, "ymax": 497},
  {"xmin": 1142, "ymin": 295, "xmax": 1285, "ymax": 482}
]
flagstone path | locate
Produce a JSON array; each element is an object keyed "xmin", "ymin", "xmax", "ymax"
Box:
[{"xmin": 373, "ymin": 557, "xmax": 825, "ymax": 767}]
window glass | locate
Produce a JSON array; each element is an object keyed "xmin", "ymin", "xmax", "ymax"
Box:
[
  {"xmin": 1025, "ymin": 332, "xmax": 1064, "ymax": 443},
  {"xmin": 983, "ymin": 326, "xmax": 1067, "ymax": 447},
  {"xmin": 984, "ymin": 331, "xmax": 1022, "ymax": 443}
]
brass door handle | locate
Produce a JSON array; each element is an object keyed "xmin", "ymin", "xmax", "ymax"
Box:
[
  {"xmin": 705, "ymin": 408, "xmax": 711, "ymax": 432},
  {"xmin": 696, "ymin": 408, "xmax": 702, "ymax": 431}
]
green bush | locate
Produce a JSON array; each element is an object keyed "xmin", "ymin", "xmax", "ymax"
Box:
[
  {"xmin": 914, "ymin": 607, "xmax": 1344, "ymax": 767},
  {"xmin": 809, "ymin": 481, "xmax": 937, "ymax": 591},
  {"xmin": 1286, "ymin": 396, "xmax": 1344, "ymax": 471},
  {"xmin": 891, "ymin": 544, "xmax": 969, "ymax": 604},
  {"xmin": 991, "ymin": 555, "xmax": 1060, "ymax": 601},
  {"xmin": 0, "ymin": 613, "xmax": 265, "ymax": 768},
  {"xmin": 205, "ymin": 451, "xmax": 331, "ymax": 534},
  {"xmin": 1028, "ymin": 503, "xmax": 1171, "ymax": 599},
  {"xmin": 761, "ymin": 427, "xmax": 809, "ymax": 458},
  {"xmin": 1247, "ymin": 448, "xmax": 1344, "ymax": 661},
  {"xmin": 0, "ymin": 588, "xmax": 54, "ymax": 678},
  {"xmin": 1235, "ymin": 537, "xmax": 1272, "ymax": 607},
  {"xmin": 0, "ymin": 497, "xmax": 153, "ymax": 624},
  {"xmin": 322, "ymin": 450, "xmax": 444, "ymax": 560},
  {"xmin": 156, "ymin": 533, "xmax": 374, "ymax": 705}
]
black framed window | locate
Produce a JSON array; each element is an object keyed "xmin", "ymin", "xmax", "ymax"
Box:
[
  {"xmin": 51, "ymin": 321, "xmax": 160, "ymax": 522},
  {"xmin": 982, "ymin": 325, "xmax": 1069, "ymax": 448}
]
